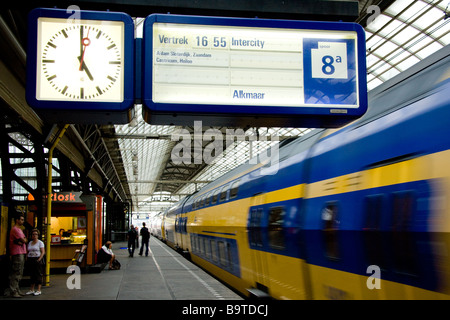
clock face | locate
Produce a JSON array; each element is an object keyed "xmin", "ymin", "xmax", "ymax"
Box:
[{"xmin": 36, "ymin": 18, "xmax": 124, "ymax": 102}]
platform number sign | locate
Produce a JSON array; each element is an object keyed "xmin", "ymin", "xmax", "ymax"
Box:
[
  {"xmin": 303, "ymin": 38, "xmax": 358, "ymax": 107},
  {"xmin": 312, "ymin": 42, "xmax": 348, "ymax": 78}
]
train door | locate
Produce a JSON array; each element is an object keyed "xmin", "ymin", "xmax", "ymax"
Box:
[
  {"xmin": 179, "ymin": 215, "xmax": 189, "ymax": 254},
  {"xmin": 248, "ymin": 193, "xmax": 271, "ymax": 296}
]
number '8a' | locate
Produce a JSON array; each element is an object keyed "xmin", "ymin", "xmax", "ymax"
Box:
[{"xmin": 322, "ymin": 55, "xmax": 335, "ymax": 75}]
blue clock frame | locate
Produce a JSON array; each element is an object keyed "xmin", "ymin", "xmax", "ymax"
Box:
[
  {"xmin": 142, "ymin": 14, "xmax": 367, "ymax": 128},
  {"xmin": 26, "ymin": 8, "xmax": 135, "ymax": 124}
]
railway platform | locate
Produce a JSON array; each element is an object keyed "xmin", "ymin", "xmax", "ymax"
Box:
[{"xmin": 2, "ymin": 236, "xmax": 243, "ymax": 300}]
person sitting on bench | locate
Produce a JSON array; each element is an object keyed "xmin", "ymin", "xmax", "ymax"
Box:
[{"xmin": 97, "ymin": 241, "xmax": 119, "ymax": 270}]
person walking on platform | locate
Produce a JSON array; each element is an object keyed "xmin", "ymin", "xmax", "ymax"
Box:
[
  {"xmin": 135, "ymin": 226, "xmax": 139, "ymax": 249},
  {"xmin": 26, "ymin": 229, "xmax": 45, "ymax": 296},
  {"xmin": 139, "ymin": 222, "xmax": 150, "ymax": 257},
  {"xmin": 9, "ymin": 213, "xmax": 28, "ymax": 298},
  {"xmin": 127, "ymin": 224, "xmax": 137, "ymax": 257}
]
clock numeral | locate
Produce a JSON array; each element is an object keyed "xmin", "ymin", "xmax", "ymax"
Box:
[
  {"xmin": 42, "ymin": 60, "xmax": 55, "ymax": 63},
  {"xmin": 47, "ymin": 42, "xmax": 57, "ymax": 49},
  {"xmin": 96, "ymin": 31, "xmax": 102, "ymax": 39},
  {"xmin": 47, "ymin": 74, "xmax": 57, "ymax": 81},
  {"xmin": 107, "ymin": 75, "xmax": 116, "ymax": 82},
  {"xmin": 61, "ymin": 86, "xmax": 68, "ymax": 95},
  {"xmin": 107, "ymin": 44, "xmax": 116, "ymax": 50},
  {"xmin": 109, "ymin": 61, "xmax": 121, "ymax": 64},
  {"xmin": 96, "ymin": 86, "xmax": 103, "ymax": 95},
  {"xmin": 61, "ymin": 30, "xmax": 68, "ymax": 38},
  {"xmin": 80, "ymin": 88, "xmax": 84, "ymax": 99}
]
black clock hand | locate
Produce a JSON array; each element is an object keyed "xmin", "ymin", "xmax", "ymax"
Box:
[
  {"xmin": 77, "ymin": 56, "xmax": 94, "ymax": 81},
  {"xmin": 80, "ymin": 25, "xmax": 84, "ymax": 58}
]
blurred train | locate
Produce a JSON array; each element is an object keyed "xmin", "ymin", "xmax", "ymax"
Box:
[{"xmin": 150, "ymin": 45, "xmax": 450, "ymax": 299}]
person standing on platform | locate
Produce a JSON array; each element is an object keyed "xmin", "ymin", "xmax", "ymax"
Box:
[
  {"xmin": 26, "ymin": 229, "xmax": 45, "ymax": 296},
  {"xmin": 8, "ymin": 213, "xmax": 28, "ymax": 298},
  {"xmin": 135, "ymin": 226, "xmax": 139, "ymax": 249},
  {"xmin": 127, "ymin": 224, "xmax": 137, "ymax": 257},
  {"xmin": 139, "ymin": 222, "xmax": 150, "ymax": 257}
]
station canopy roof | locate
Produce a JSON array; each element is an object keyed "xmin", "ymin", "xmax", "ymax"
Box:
[
  {"xmin": 363, "ymin": 0, "xmax": 450, "ymax": 90},
  {"xmin": 114, "ymin": 0, "xmax": 450, "ymax": 214}
]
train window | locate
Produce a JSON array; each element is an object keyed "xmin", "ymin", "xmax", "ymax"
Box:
[
  {"xmin": 391, "ymin": 191, "xmax": 418, "ymax": 276},
  {"xmin": 211, "ymin": 240, "xmax": 218, "ymax": 262},
  {"xmin": 182, "ymin": 217, "xmax": 187, "ymax": 234},
  {"xmin": 204, "ymin": 193, "xmax": 210, "ymax": 207},
  {"xmin": 220, "ymin": 185, "xmax": 228, "ymax": 202},
  {"xmin": 212, "ymin": 190, "xmax": 219, "ymax": 204},
  {"xmin": 205, "ymin": 239, "xmax": 212, "ymax": 259},
  {"xmin": 364, "ymin": 194, "xmax": 383, "ymax": 231},
  {"xmin": 230, "ymin": 180, "xmax": 240, "ymax": 199},
  {"xmin": 218, "ymin": 241, "xmax": 228, "ymax": 267},
  {"xmin": 363, "ymin": 195, "xmax": 386, "ymax": 269},
  {"xmin": 227, "ymin": 242, "xmax": 233, "ymax": 268},
  {"xmin": 268, "ymin": 207, "xmax": 286, "ymax": 250},
  {"xmin": 200, "ymin": 237, "xmax": 205, "ymax": 255},
  {"xmin": 321, "ymin": 202, "xmax": 340, "ymax": 260},
  {"xmin": 200, "ymin": 196, "xmax": 205, "ymax": 207},
  {"xmin": 249, "ymin": 208, "xmax": 264, "ymax": 247},
  {"xmin": 191, "ymin": 234, "xmax": 197, "ymax": 252},
  {"xmin": 392, "ymin": 191, "xmax": 414, "ymax": 232}
]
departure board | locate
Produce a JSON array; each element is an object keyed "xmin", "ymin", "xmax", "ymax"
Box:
[{"xmin": 142, "ymin": 14, "xmax": 367, "ymax": 127}]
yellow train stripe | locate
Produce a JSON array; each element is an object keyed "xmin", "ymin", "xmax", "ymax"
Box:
[
  {"xmin": 195, "ymin": 149, "xmax": 450, "ymax": 209},
  {"xmin": 306, "ymin": 149, "xmax": 450, "ymax": 199},
  {"xmin": 267, "ymin": 184, "xmax": 304, "ymax": 203},
  {"xmin": 308, "ymin": 264, "xmax": 450, "ymax": 299}
]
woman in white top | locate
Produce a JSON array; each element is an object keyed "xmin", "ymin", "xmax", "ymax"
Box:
[
  {"xmin": 26, "ymin": 229, "xmax": 45, "ymax": 296},
  {"xmin": 97, "ymin": 241, "xmax": 117, "ymax": 269}
]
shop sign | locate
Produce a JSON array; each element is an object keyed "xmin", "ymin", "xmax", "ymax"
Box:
[{"xmin": 51, "ymin": 191, "xmax": 83, "ymax": 203}]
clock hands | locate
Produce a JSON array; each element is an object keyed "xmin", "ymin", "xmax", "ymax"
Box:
[
  {"xmin": 78, "ymin": 27, "xmax": 94, "ymax": 81},
  {"xmin": 77, "ymin": 56, "xmax": 94, "ymax": 81}
]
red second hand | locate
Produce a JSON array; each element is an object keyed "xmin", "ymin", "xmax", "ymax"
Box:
[{"xmin": 79, "ymin": 29, "xmax": 90, "ymax": 71}]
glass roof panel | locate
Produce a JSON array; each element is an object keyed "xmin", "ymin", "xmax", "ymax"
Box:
[
  {"xmin": 379, "ymin": 67, "xmax": 401, "ymax": 81},
  {"xmin": 366, "ymin": 33, "xmax": 384, "ymax": 52},
  {"xmin": 385, "ymin": 0, "xmax": 412, "ymax": 15},
  {"xmin": 440, "ymin": 32, "xmax": 450, "ymax": 45},
  {"xmin": 367, "ymin": 77, "xmax": 383, "ymax": 91},
  {"xmin": 391, "ymin": 25, "xmax": 421, "ymax": 44},
  {"xmin": 395, "ymin": 55, "xmax": 421, "ymax": 71},
  {"xmin": 413, "ymin": 7, "xmax": 444, "ymax": 29},
  {"xmin": 367, "ymin": 13, "xmax": 392, "ymax": 32},
  {"xmin": 415, "ymin": 41, "xmax": 444, "ymax": 58},
  {"xmin": 371, "ymin": 39, "xmax": 399, "ymax": 57},
  {"xmin": 375, "ymin": 18, "xmax": 404, "ymax": 37},
  {"xmin": 366, "ymin": 0, "xmax": 449, "ymax": 90},
  {"xmin": 398, "ymin": 1, "xmax": 429, "ymax": 21}
]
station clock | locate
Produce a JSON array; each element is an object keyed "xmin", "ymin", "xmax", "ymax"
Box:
[{"xmin": 26, "ymin": 8, "xmax": 135, "ymax": 124}]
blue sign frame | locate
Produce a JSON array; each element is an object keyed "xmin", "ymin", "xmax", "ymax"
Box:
[
  {"xmin": 142, "ymin": 14, "xmax": 367, "ymax": 128},
  {"xmin": 26, "ymin": 8, "xmax": 135, "ymax": 124}
]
